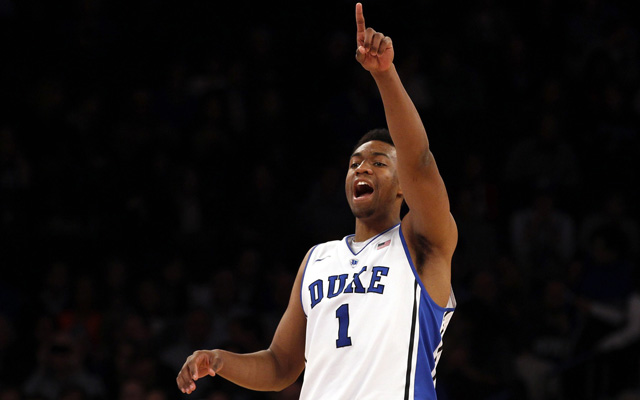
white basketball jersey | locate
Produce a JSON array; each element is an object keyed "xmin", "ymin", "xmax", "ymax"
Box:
[{"xmin": 300, "ymin": 223, "xmax": 455, "ymax": 400}]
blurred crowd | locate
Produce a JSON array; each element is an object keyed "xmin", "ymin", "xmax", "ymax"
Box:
[{"xmin": 1, "ymin": 0, "xmax": 639, "ymax": 399}]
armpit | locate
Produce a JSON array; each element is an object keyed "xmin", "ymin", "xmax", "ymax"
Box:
[{"xmin": 413, "ymin": 232, "xmax": 433, "ymax": 273}]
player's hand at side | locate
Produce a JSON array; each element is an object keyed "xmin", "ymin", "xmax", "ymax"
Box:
[
  {"xmin": 355, "ymin": 2, "xmax": 394, "ymax": 72},
  {"xmin": 176, "ymin": 350, "xmax": 222, "ymax": 394}
]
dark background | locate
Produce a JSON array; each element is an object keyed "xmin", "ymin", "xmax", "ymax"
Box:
[{"xmin": 1, "ymin": 0, "xmax": 639, "ymax": 399}]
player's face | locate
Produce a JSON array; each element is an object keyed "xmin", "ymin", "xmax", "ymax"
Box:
[{"xmin": 345, "ymin": 140, "xmax": 401, "ymax": 220}]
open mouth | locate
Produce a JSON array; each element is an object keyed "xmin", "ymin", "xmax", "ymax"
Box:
[{"xmin": 354, "ymin": 181, "xmax": 374, "ymax": 198}]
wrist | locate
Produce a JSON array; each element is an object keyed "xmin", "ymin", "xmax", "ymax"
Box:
[
  {"xmin": 370, "ymin": 63, "xmax": 396, "ymax": 81},
  {"xmin": 211, "ymin": 349, "xmax": 224, "ymax": 373}
]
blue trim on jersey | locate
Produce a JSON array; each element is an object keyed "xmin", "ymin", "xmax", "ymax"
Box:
[
  {"xmin": 343, "ymin": 223, "xmax": 401, "ymax": 256},
  {"xmin": 398, "ymin": 224, "xmax": 455, "ymax": 399},
  {"xmin": 300, "ymin": 245, "xmax": 319, "ymax": 318},
  {"xmin": 414, "ymin": 294, "xmax": 438, "ymax": 399}
]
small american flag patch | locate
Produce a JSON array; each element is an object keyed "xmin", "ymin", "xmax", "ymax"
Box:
[{"xmin": 377, "ymin": 239, "xmax": 391, "ymax": 250}]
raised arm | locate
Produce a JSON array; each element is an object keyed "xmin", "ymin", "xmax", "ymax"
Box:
[
  {"xmin": 176, "ymin": 251, "xmax": 309, "ymax": 394},
  {"xmin": 355, "ymin": 3, "xmax": 457, "ymax": 304}
]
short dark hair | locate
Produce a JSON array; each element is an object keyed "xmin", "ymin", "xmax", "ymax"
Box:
[{"xmin": 352, "ymin": 128, "xmax": 394, "ymax": 153}]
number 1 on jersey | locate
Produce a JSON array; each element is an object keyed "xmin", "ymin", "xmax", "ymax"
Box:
[{"xmin": 336, "ymin": 303, "xmax": 352, "ymax": 348}]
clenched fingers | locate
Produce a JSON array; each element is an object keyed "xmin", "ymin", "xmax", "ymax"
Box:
[
  {"xmin": 360, "ymin": 28, "xmax": 392, "ymax": 57},
  {"xmin": 369, "ymin": 32, "xmax": 384, "ymax": 56},
  {"xmin": 377, "ymin": 36, "xmax": 393, "ymax": 56}
]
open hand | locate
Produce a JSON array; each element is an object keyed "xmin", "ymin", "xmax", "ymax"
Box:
[
  {"xmin": 355, "ymin": 2, "xmax": 394, "ymax": 72},
  {"xmin": 176, "ymin": 350, "xmax": 222, "ymax": 394}
]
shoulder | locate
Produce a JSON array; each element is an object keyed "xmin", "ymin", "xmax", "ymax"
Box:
[{"xmin": 311, "ymin": 238, "xmax": 344, "ymax": 255}]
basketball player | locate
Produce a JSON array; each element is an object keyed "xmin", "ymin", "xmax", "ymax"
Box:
[{"xmin": 176, "ymin": 3, "xmax": 457, "ymax": 398}]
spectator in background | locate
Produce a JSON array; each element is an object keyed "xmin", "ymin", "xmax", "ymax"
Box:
[
  {"xmin": 576, "ymin": 276, "xmax": 640, "ymax": 397},
  {"xmin": 578, "ymin": 221, "xmax": 635, "ymax": 301},
  {"xmin": 134, "ymin": 279, "xmax": 167, "ymax": 339},
  {"xmin": 23, "ymin": 330, "xmax": 105, "ymax": 400},
  {"xmin": 564, "ymin": 224, "xmax": 637, "ymax": 398},
  {"xmin": 205, "ymin": 391, "xmax": 231, "ymax": 400},
  {"xmin": 38, "ymin": 263, "xmax": 72, "ymax": 318},
  {"xmin": 185, "ymin": 268, "xmax": 248, "ymax": 347},
  {"xmin": 579, "ymin": 191, "xmax": 639, "ymax": 259},
  {"xmin": 57, "ymin": 275, "xmax": 103, "ymax": 354},
  {"xmin": 126, "ymin": 354, "xmax": 174, "ymax": 397},
  {"xmin": 504, "ymin": 112, "xmax": 581, "ymax": 209},
  {"xmin": 101, "ymin": 259, "xmax": 134, "ymax": 345},
  {"xmin": 0, "ymin": 387, "xmax": 20, "ymax": 400},
  {"xmin": 55, "ymin": 385, "xmax": 89, "ymax": 400},
  {"xmin": 176, "ymin": 168, "xmax": 204, "ymax": 236},
  {"xmin": 118, "ymin": 379, "xmax": 145, "ymax": 400},
  {"xmin": 574, "ymin": 225, "xmax": 634, "ymax": 318},
  {"xmin": 510, "ymin": 187, "xmax": 576, "ymax": 287},
  {"xmin": 160, "ymin": 307, "xmax": 216, "ymax": 374},
  {"xmin": 145, "ymin": 389, "xmax": 167, "ymax": 400},
  {"xmin": 451, "ymin": 153, "xmax": 499, "ymax": 283},
  {"xmin": 516, "ymin": 279, "xmax": 578, "ymax": 400},
  {"xmin": 441, "ymin": 269, "xmax": 516, "ymax": 399}
]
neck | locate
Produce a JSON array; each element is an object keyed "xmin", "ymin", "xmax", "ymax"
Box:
[{"xmin": 353, "ymin": 216, "xmax": 401, "ymax": 242}]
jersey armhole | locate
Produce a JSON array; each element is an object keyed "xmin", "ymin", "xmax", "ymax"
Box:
[
  {"xmin": 300, "ymin": 245, "xmax": 319, "ymax": 318},
  {"xmin": 398, "ymin": 224, "xmax": 456, "ymax": 312}
]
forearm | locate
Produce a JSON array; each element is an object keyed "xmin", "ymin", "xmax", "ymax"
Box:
[
  {"xmin": 214, "ymin": 255, "xmax": 307, "ymax": 393},
  {"xmin": 215, "ymin": 348, "xmax": 301, "ymax": 392},
  {"xmin": 371, "ymin": 64, "xmax": 430, "ymax": 162},
  {"xmin": 370, "ymin": 60, "xmax": 456, "ymax": 251}
]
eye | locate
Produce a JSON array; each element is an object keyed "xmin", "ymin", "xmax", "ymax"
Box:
[
  {"xmin": 350, "ymin": 161, "xmax": 361, "ymax": 169},
  {"xmin": 373, "ymin": 161, "xmax": 386, "ymax": 167}
]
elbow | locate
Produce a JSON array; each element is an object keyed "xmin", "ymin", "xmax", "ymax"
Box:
[
  {"xmin": 267, "ymin": 349, "xmax": 304, "ymax": 392},
  {"xmin": 265, "ymin": 371, "xmax": 302, "ymax": 393},
  {"xmin": 401, "ymin": 148, "xmax": 432, "ymax": 172},
  {"xmin": 421, "ymin": 149, "xmax": 433, "ymax": 168},
  {"xmin": 270, "ymin": 377, "xmax": 301, "ymax": 393},
  {"xmin": 411, "ymin": 148, "xmax": 433, "ymax": 173}
]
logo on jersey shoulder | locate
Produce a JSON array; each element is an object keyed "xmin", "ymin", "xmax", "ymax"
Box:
[
  {"xmin": 308, "ymin": 265, "xmax": 390, "ymax": 309},
  {"xmin": 376, "ymin": 239, "xmax": 391, "ymax": 250}
]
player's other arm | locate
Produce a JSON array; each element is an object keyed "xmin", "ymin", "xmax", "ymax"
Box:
[
  {"xmin": 176, "ymin": 250, "xmax": 309, "ymax": 394},
  {"xmin": 355, "ymin": 3, "xmax": 457, "ymax": 304}
]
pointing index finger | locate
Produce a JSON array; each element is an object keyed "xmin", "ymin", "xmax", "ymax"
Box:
[{"xmin": 355, "ymin": 3, "xmax": 365, "ymax": 34}]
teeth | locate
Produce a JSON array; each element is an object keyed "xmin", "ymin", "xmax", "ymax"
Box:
[{"xmin": 357, "ymin": 182, "xmax": 369, "ymax": 186}]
